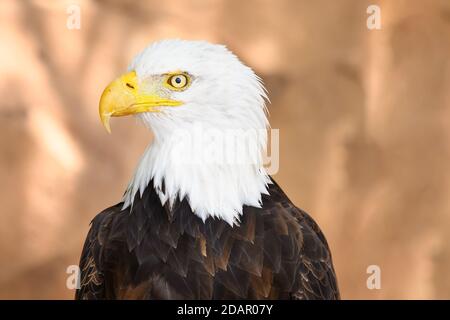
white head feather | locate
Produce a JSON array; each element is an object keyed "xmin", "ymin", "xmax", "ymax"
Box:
[{"xmin": 122, "ymin": 39, "xmax": 271, "ymax": 226}]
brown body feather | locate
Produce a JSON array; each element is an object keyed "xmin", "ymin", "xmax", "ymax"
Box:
[{"xmin": 75, "ymin": 178, "xmax": 340, "ymax": 300}]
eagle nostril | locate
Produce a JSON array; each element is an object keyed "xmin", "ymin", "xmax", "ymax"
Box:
[{"xmin": 126, "ymin": 83, "xmax": 135, "ymax": 89}]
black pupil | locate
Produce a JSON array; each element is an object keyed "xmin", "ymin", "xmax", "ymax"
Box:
[{"xmin": 175, "ymin": 77, "xmax": 182, "ymax": 84}]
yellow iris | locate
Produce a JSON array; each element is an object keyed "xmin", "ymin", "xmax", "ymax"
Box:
[{"xmin": 165, "ymin": 72, "xmax": 191, "ymax": 91}]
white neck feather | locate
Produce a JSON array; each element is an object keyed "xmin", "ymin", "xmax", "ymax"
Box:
[{"xmin": 122, "ymin": 120, "xmax": 270, "ymax": 226}]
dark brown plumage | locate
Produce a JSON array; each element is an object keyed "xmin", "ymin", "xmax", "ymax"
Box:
[{"xmin": 75, "ymin": 178, "xmax": 340, "ymax": 300}]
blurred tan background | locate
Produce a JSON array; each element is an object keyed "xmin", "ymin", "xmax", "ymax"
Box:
[{"xmin": 1, "ymin": 0, "xmax": 449, "ymax": 299}]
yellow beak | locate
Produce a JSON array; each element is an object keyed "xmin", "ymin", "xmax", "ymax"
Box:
[{"xmin": 99, "ymin": 71, "xmax": 182, "ymax": 133}]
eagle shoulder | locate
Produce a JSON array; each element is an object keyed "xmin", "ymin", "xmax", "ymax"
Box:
[
  {"xmin": 266, "ymin": 179, "xmax": 340, "ymax": 299},
  {"xmin": 75, "ymin": 203, "xmax": 124, "ymax": 300},
  {"xmin": 291, "ymin": 208, "xmax": 340, "ymax": 299}
]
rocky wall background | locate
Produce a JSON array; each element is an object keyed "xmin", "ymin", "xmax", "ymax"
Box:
[{"xmin": 0, "ymin": 0, "xmax": 449, "ymax": 299}]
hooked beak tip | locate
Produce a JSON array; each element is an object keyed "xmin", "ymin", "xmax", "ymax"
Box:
[{"xmin": 101, "ymin": 114, "xmax": 112, "ymax": 134}]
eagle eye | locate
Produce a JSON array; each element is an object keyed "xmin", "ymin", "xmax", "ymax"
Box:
[{"xmin": 165, "ymin": 73, "xmax": 190, "ymax": 90}]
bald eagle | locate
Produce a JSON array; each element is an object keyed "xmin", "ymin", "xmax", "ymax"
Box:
[{"xmin": 76, "ymin": 40, "xmax": 340, "ymax": 300}]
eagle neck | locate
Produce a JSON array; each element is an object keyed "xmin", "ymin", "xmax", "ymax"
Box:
[{"xmin": 122, "ymin": 123, "xmax": 270, "ymax": 226}]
